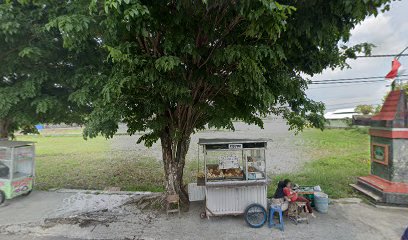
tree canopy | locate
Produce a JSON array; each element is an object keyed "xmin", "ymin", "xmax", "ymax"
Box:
[
  {"xmin": 50, "ymin": 0, "xmax": 392, "ymax": 140},
  {"xmin": 7, "ymin": 0, "xmax": 394, "ymax": 200},
  {"xmin": 355, "ymin": 104, "xmax": 374, "ymax": 115},
  {"xmin": 0, "ymin": 0, "xmax": 103, "ymax": 138},
  {"xmin": 47, "ymin": 0, "xmax": 394, "ymax": 200}
]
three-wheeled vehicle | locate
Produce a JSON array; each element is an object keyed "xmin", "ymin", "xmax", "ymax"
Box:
[{"xmin": 0, "ymin": 141, "xmax": 35, "ymax": 205}]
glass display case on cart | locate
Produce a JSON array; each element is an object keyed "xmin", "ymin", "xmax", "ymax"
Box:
[
  {"xmin": 0, "ymin": 141, "xmax": 35, "ymax": 205},
  {"xmin": 195, "ymin": 138, "xmax": 269, "ymax": 226}
]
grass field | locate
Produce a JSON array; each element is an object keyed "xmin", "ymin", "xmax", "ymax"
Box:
[
  {"xmin": 17, "ymin": 127, "xmax": 371, "ymax": 198},
  {"xmin": 268, "ymin": 128, "xmax": 370, "ymax": 198},
  {"xmin": 18, "ymin": 133, "xmax": 165, "ymax": 192}
]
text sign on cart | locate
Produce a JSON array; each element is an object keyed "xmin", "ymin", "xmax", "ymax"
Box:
[
  {"xmin": 228, "ymin": 144, "xmax": 243, "ymax": 149},
  {"xmin": 219, "ymin": 155, "xmax": 240, "ymax": 169}
]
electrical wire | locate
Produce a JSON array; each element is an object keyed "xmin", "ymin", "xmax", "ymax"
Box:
[
  {"xmin": 311, "ymin": 78, "xmax": 408, "ymax": 85},
  {"xmin": 308, "ymin": 82, "xmax": 387, "ymax": 90},
  {"xmin": 356, "ymin": 53, "xmax": 408, "ymax": 58},
  {"xmin": 355, "ymin": 46, "xmax": 408, "ymax": 58},
  {"xmin": 396, "ymin": 46, "xmax": 408, "ymax": 60},
  {"xmin": 314, "ymin": 46, "xmax": 408, "ymax": 111},
  {"xmin": 311, "ymin": 80, "xmax": 387, "ymax": 85},
  {"xmin": 311, "ymin": 74, "xmax": 408, "ymax": 83}
]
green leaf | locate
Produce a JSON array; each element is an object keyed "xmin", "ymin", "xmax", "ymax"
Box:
[{"xmin": 154, "ymin": 56, "xmax": 182, "ymax": 72}]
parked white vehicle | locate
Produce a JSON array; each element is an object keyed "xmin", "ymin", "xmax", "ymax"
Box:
[{"xmin": 324, "ymin": 108, "xmax": 358, "ymax": 120}]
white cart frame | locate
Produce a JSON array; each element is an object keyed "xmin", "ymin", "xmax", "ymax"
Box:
[
  {"xmin": 198, "ymin": 138, "xmax": 268, "ymax": 217},
  {"xmin": 0, "ymin": 141, "xmax": 35, "ymax": 201}
]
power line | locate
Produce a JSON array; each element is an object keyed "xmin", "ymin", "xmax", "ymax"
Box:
[
  {"xmin": 311, "ymin": 80, "xmax": 386, "ymax": 85},
  {"xmin": 355, "ymin": 46, "xmax": 408, "ymax": 58},
  {"xmin": 396, "ymin": 46, "xmax": 408, "ymax": 60},
  {"xmin": 312, "ymin": 78, "xmax": 408, "ymax": 85},
  {"xmin": 312, "ymin": 74, "xmax": 408, "ymax": 83},
  {"xmin": 308, "ymin": 81, "xmax": 388, "ymax": 90},
  {"xmin": 356, "ymin": 54, "xmax": 408, "ymax": 58}
]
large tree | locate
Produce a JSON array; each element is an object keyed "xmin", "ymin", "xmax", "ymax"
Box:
[
  {"xmin": 50, "ymin": 0, "xmax": 393, "ymax": 202},
  {"xmin": 0, "ymin": 0, "xmax": 103, "ymax": 138}
]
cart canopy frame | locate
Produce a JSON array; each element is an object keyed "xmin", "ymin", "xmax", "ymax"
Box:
[{"xmin": 197, "ymin": 138, "xmax": 270, "ymax": 217}]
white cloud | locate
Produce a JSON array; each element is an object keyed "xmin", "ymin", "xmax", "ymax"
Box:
[{"xmin": 307, "ymin": 0, "xmax": 408, "ymax": 111}]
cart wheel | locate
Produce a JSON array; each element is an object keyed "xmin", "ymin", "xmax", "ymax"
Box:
[
  {"xmin": 244, "ymin": 203, "xmax": 267, "ymax": 228},
  {"xmin": 22, "ymin": 190, "xmax": 32, "ymax": 197},
  {"xmin": 0, "ymin": 190, "xmax": 5, "ymax": 205},
  {"xmin": 200, "ymin": 211, "xmax": 207, "ymax": 219}
]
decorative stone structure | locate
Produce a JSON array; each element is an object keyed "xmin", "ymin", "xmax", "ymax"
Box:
[{"xmin": 352, "ymin": 90, "xmax": 408, "ymax": 205}]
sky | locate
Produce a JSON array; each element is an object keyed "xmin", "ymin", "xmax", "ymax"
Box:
[{"xmin": 306, "ymin": 0, "xmax": 408, "ymax": 113}]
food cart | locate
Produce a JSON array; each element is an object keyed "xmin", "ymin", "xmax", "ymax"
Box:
[
  {"xmin": 197, "ymin": 138, "xmax": 269, "ymax": 224},
  {"xmin": 0, "ymin": 141, "xmax": 35, "ymax": 205}
]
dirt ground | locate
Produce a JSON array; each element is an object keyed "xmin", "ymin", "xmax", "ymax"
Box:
[
  {"xmin": 0, "ymin": 191, "xmax": 407, "ymax": 240},
  {"xmin": 111, "ymin": 117, "xmax": 310, "ymax": 174}
]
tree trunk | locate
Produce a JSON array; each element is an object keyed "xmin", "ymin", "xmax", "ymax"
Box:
[
  {"xmin": 0, "ymin": 120, "xmax": 10, "ymax": 140},
  {"xmin": 160, "ymin": 130, "xmax": 190, "ymax": 205}
]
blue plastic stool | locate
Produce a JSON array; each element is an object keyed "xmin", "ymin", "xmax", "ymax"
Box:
[{"xmin": 269, "ymin": 205, "xmax": 284, "ymax": 231}]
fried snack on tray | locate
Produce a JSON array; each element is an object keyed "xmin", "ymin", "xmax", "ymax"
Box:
[
  {"xmin": 207, "ymin": 165, "xmax": 224, "ymax": 179},
  {"xmin": 223, "ymin": 168, "xmax": 243, "ymax": 177},
  {"xmin": 248, "ymin": 166, "xmax": 257, "ymax": 172}
]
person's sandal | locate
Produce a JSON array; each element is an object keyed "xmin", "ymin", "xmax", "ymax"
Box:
[{"xmin": 310, "ymin": 213, "xmax": 316, "ymax": 218}]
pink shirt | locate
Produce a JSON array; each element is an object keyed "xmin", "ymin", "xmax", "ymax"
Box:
[{"xmin": 283, "ymin": 187, "xmax": 298, "ymax": 201}]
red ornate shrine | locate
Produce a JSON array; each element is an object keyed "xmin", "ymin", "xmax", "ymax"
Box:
[{"xmin": 352, "ymin": 90, "xmax": 408, "ymax": 205}]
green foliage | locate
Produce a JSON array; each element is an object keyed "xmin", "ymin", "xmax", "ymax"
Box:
[
  {"xmin": 2, "ymin": 0, "xmax": 395, "ymax": 193},
  {"xmin": 355, "ymin": 104, "xmax": 374, "ymax": 115},
  {"xmin": 48, "ymin": 0, "xmax": 394, "ymax": 147},
  {"xmin": 155, "ymin": 56, "xmax": 181, "ymax": 72},
  {"xmin": 374, "ymin": 104, "xmax": 382, "ymax": 114},
  {"xmin": 0, "ymin": 1, "xmax": 105, "ymax": 137}
]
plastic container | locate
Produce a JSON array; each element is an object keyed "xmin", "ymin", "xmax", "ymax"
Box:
[
  {"xmin": 303, "ymin": 193, "xmax": 315, "ymax": 207},
  {"xmin": 314, "ymin": 192, "xmax": 329, "ymax": 213}
]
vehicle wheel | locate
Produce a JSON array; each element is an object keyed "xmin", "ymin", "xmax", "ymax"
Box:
[
  {"xmin": 0, "ymin": 190, "xmax": 5, "ymax": 205},
  {"xmin": 22, "ymin": 190, "xmax": 32, "ymax": 197},
  {"xmin": 244, "ymin": 203, "xmax": 267, "ymax": 228}
]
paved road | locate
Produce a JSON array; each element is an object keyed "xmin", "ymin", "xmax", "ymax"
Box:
[
  {"xmin": 0, "ymin": 191, "xmax": 407, "ymax": 240},
  {"xmin": 0, "ymin": 236, "xmax": 77, "ymax": 240},
  {"xmin": 0, "ymin": 191, "xmax": 73, "ymax": 226}
]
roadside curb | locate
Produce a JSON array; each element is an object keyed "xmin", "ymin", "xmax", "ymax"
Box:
[
  {"xmin": 369, "ymin": 202, "xmax": 408, "ymax": 210},
  {"xmin": 49, "ymin": 188, "xmax": 154, "ymax": 196},
  {"xmin": 330, "ymin": 198, "xmax": 362, "ymax": 204}
]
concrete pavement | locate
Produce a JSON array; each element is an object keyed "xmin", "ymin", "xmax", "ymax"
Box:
[
  {"xmin": 0, "ymin": 191, "xmax": 74, "ymax": 226},
  {"xmin": 0, "ymin": 191, "xmax": 407, "ymax": 240}
]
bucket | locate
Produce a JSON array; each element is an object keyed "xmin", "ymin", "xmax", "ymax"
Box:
[{"xmin": 314, "ymin": 192, "xmax": 329, "ymax": 213}]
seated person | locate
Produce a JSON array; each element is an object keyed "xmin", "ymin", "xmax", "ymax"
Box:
[
  {"xmin": 273, "ymin": 180, "xmax": 286, "ymax": 199},
  {"xmin": 283, "ymin": 179, "xmax": 316, "ymax": 218},
  {"xmin": 272, "ymin": 180, "xmax": 289, "ymax": 211}
]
